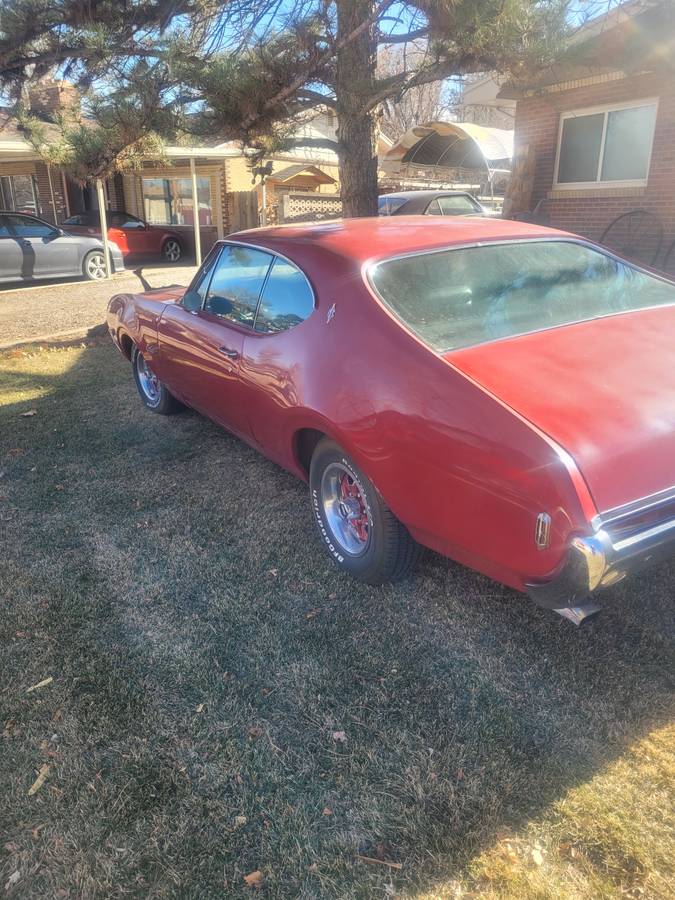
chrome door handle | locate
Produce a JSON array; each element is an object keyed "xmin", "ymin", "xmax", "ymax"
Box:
[{"xmin": 218, "ymin": 346, "xmax": 239, "ymax": 359}]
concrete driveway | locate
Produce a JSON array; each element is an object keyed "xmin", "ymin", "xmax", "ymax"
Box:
[{"xmin": 0, "ymin": 263, "xmax": 197, "ymax": 346}]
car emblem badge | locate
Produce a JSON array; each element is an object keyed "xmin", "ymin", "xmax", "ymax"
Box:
[{"xmin": 326, "ymin": 303, "xmax": 336, "ymax": 324}]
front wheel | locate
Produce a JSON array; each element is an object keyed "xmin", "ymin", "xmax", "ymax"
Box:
[
  {"xmin": 309, "ymin": 438, "xmax": 420, "ymax": 583},
  {"xmin": 162, "ymin": 238, "xmax": 182, "ymax": 263},
  {"xmin": 83, "ymin": 250, "xmax": 107, "ymax": 280},
  {"xmin": 132, "ymin": 347, "xmax": 181, "ymax": 415}
]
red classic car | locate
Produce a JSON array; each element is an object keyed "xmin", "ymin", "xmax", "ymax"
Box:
[
  {"xmin": 107, "ymin": 217, "xmax": 675, "ymax": 624},
  {"xmin": 63, "ymin": 210, "xmax": 183, "ymax": 262}
]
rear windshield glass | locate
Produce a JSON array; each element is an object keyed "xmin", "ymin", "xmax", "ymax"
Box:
[{"xmin": 369, "ymin": 240, "xmax": 675, "ymax": 352}]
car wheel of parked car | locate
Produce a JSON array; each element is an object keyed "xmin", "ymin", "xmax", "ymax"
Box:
[
  {"xmin": 132, "ymin": 347, "xmax": 181, "ymax": 414},
  {"xmin": 309, "ymin": 438, "xmax": 420, "ymax": 583},
  {"xmin": 162, "ymin": 239, "xmax": 182, "ymax": 263},
  {"xmin": 83, "ymin": 250, "xmax": 107, "ymax": 280}
]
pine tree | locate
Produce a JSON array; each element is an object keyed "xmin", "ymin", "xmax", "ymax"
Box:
[{"xmin": 0, "ymin": 0, "xmax": 570, "ymax": 214}]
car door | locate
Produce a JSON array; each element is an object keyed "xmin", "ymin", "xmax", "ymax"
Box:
[
  {"xmin": 108, "ymin": 212, "xmax": 151, "ymax": 256},
  {"xmin": 156, "ymin": 243, "xmax": 274, "ymax": 437},
  {"xmin": 0, "ymin": 215, "xmax": 23, "ymax": 281},
  {"xmin": 4, "ymin": 214, "xmax": 79, "ymax": 278}
]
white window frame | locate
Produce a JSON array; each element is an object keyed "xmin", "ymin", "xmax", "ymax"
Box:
[{"xmin": 553, "ymin": 98, "xmax": 658, "ymax": 190}]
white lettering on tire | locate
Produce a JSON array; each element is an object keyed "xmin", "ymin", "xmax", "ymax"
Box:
[{"xmin": 312, "ymin": 488, "xmax": 344, "ymax": 563}]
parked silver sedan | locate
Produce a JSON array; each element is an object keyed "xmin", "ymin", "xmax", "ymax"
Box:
[{"xmin": 0, "ymin": 211, "xmax": 124, "ymax": 283}]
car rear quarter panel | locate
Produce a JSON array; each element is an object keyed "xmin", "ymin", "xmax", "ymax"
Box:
[
  {"xmin": 236, "ymin": 244, "xmax": 595, "ymax": 592},
  {"xmin": 107, "ymin": 292, "xmax": 166, "ymax": 361}
]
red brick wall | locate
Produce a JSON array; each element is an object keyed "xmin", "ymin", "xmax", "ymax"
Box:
[{"xmin": 513, "ymin": 72, "xmax": 675, "ymax": 260}]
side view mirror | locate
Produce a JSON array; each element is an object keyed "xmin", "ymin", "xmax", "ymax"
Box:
[{"xmin": 182, "ymin": 289, "xmax": 202, "ymax": 312}]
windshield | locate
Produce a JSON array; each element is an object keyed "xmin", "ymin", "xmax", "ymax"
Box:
[{"xmin": 369, "ymin": 240, "xmax": 675, "ymax": 352}]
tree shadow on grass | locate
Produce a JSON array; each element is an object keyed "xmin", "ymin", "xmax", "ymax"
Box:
[{"xmin": 1, "ymin": 343, "xmax": 673, "ymax": 898}]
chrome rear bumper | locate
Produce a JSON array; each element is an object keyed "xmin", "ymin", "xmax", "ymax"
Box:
[{"xmin": 526, "ymin": 516, "xmax": 675, "ymax": 609}]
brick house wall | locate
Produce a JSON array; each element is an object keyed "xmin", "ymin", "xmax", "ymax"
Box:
[{"xmin": 512, "ymin": 72, "xmax": 675, "ymax": 256}]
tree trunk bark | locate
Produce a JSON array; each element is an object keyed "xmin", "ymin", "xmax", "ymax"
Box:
[{"xmin": 335, "ymin": 0, "xmax": 379, "ymax": 217}]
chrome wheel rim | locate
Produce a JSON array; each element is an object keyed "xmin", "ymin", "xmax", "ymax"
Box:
[
  {"xmin": 136, "ymin": 352, "xmax": 161, "ymax": 406},
  {"xmin": 86, "ymin": 253, "xmax": 106, "ymax": 279},
  {"xmin": 164, "ymin": 240, "xmax": 181, "ymax": 262},
  {"xmin": 320, "ymin": 462, "xmax": 371, "ymax": 556}
]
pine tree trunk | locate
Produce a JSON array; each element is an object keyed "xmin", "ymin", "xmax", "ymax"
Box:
[{"xmin": 335, "ymin": 0, "xmax": 379, "ymax": 218}]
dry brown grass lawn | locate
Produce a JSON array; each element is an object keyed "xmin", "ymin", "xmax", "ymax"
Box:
[{"xmin": 1, "ymin": 342, "xmax": 674, "ymax": 899}]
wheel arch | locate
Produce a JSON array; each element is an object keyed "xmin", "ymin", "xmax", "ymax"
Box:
[
  {"xmin": 118, "ymin": 331, "xmax": 134, "ymax": 360},
  {"xmin": 293, "ymin": 427, "xmax": 328, "ymax": 479}
]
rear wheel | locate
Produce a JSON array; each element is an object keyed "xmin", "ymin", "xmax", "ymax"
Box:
[
  {"xmin": 162, "ymin": 238, "xmax": 182, "ymax": 263},
  {"xmin": 309, "ymin": 438, "xmax": 420, "ymax": 583},
  {"xmin": 83, "ymin": 250, "xmax": 107, "ymax": 280},
  {"xmin": 132, "ymin": 347, "xmax": 181, "ymax": 414}
]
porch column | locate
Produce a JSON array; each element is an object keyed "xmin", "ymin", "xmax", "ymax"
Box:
[
  {"xmin": 190, "ymin": 157, "xmax": 202, "ymax": 267},
  {"xmin": 46, "ymin": 164, "xmax": 58, "ymax": 224},
  {"xmin": 95, "ymin": 178, "xmax": 111, "ymax": 279}
]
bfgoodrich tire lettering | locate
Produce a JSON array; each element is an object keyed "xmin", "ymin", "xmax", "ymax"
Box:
[{"xmin": 309, "ymin": 438, "xmax": 420, "ymax": 583}]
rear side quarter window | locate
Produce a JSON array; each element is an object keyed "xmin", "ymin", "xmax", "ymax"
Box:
[{"xmin": 254, "ymin": 257, "xmax": 314, "ymax": 333}]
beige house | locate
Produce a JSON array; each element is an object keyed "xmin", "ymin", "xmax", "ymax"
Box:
[{"xmin": 0, "ymin": 84, "xmax": 344, "ymax": 260}]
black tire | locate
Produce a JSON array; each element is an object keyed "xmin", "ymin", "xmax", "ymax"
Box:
[
  {"xmin": 309, "ymin": 438, "xmax": 420, "ymax": 583},
  {"xmin": 161, "ymin": 237, "xmax": 182, "ymax": 263},
  {"xmin": 132, "ymin": 347, "xmax": 181, "ymax": 415},
  {"xmin": 82, "ymin": 249, "xmax": 107, "ymax": 280}
]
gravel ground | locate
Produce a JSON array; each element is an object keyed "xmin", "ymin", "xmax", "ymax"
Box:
[{"xmin": 0, "ymin": 263, "xmax": 197, "ymax": 345}]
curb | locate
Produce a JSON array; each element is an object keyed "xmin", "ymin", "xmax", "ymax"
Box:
[{"xmin": 0, "ymin": 323, "xmax": 108, "ymax": 352}]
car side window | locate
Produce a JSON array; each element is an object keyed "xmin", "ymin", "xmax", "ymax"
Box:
[
  {"xmin": 425, "ymin": 199, "xmax": 443, "ymax": 216},
  {"xmin": 63, "ymin": 214, "xmax": 88, "ymax": 226},
  {"xmin": 182, "ymin": 246, "xmax": 221, "ymax": 311},
  {"xmin": 4, "ymin": 214, "xmax": 57, "ymax": 238},
  {"xmin": 111, "ymin": 212, "xmax": 145, "ymax": 229},
  {"xmin": 204, "ymin": 245, "xmax": 273, "ymax": 328},
  {"xmin": 0, "ymin": 215, "xmax": 12, "ymax": 237},
  {"xmin": 437, "ymin": 195, "xmax": 480, "ymax": 215},
  {"xmin": 254, "ymin": 257, "xmax": 314, "ymax": 333}
]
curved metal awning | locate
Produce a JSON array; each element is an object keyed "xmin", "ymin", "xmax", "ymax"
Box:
[{"xmin": 381, "ymin": 121, "xmax": 513, "ymax": 176}]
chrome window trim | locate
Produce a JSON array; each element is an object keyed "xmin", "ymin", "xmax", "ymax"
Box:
[{"xmin": 363, "ymin": 236, "xmax": 675, "ymax": 355}]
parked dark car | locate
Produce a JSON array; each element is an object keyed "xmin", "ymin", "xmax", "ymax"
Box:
[
  {"xmin": 62, "ymin": 210, "xmax": 184, "ymax": 262},
  {"xmin": 0, "ymin": 211, "xmax": 124, "ymax": 283},
  {"xmin": 378, "ymin": 190, "xmax": 493, "ymax": 217}
]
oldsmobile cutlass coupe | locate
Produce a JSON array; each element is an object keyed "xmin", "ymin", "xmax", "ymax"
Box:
[{"xmin": 107, "ymin": 217, "xmax": 675, "ymax": 623}]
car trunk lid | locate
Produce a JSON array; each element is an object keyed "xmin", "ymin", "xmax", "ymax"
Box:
[{"xmin": 446, "ymin": 305, "xmax": 675, "ymax": 514}]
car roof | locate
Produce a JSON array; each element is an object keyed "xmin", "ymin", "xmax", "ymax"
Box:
[
  {"xmin": 229, "ymin": 216, "xmax": 574, "ymax": 266},
  {"xmin": 380, "ymin": 190, "xmax": 476, "ymax": 200}
]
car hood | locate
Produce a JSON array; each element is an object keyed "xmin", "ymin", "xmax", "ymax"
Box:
[
  {"xmin": 446, "ymin": 305, "xmax": 675, "ymax": 514},
  {"xmin": 142, "ymin": 286, "xmax": 186, "ymax": 303}
]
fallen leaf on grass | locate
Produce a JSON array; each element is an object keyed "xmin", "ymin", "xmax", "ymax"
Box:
[
  {"xmin": 305, "ymin": 609, "xmax": 319, "ymax": 619},
  {"xmin": 531, "ymin": 848, "xmax": 544, "ymax": 866},
  {"xmin": 234, "ymin": 815, "xmax": 247, "ymax": 827},
  {"xmin": 4, "ymin": 871, "xmax": 21, "ymax": 890},
  {"xmin": 196, "ymin": 703, "xmax": 204, "ymax": 713},
  {"xmin": 243, "ymin": 870, "xmax": 264, "ymax": 887},
  {"xmin": 27, "ymin": 764, "xmax": 50, "ymax": 796},
  {"xmin": 248, "ymin": 725, "xmax": 264, "ymax": 740},
  {"xmin": 322, "ymin": 807, "xmax": 333, "ymax": 816},
  {"xmin": 20, "ymin": 410, "xmax": 37, "ymax": 418},
  {"xmin": 26, "ymin": 676, "xmax": 53, "ymax": 693},
  {"xmin": 331, "ymin": 731, "xmax": 347, "ymax": 743}
]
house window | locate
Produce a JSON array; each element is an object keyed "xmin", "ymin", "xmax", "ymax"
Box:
[
  {"xmin": 141, "ymin": 176, "xmax": 213, "ymax": 226},
  {"xmin": 555, "ymin": 100, "xmax": 657, "ymax": 187},
  {"xmin": 0, "ymin": 174, "xmax": 40, "ymax": 215}
]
